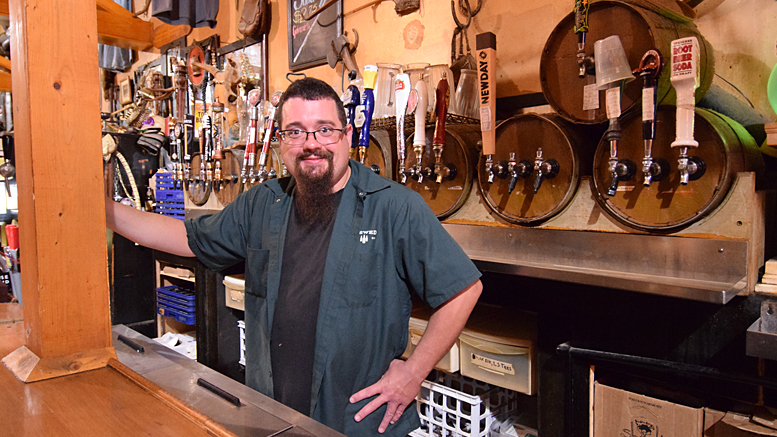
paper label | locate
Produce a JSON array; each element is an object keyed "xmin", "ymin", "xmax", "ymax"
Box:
[
  {"xmin": 470, "ymin": 353, "xmax": 515, "ymax": 375},
  {"xmin": 479, "ymin": 107, "xmax": 492, "ymax": 131},
  {"xmin": 605, "ymin": 87, "xmax": 621, "ymax": 119},
  {"xmin": 582, "ymin": 83, "xmax": 599, "ymax": 111},
  {"xmin": 671, "ymin": 37, "xmax": 698, "ymax": 81},
  {"xmin": 642, "ymin": 88, "xmax": 655, "ymax": 121},
  {"xmin": 354, "ymin": 105, "xmax": 365, "ymax": 128}
]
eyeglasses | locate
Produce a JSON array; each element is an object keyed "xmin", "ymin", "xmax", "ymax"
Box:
[{"xmin": 278, "ymin": 127, "xmax": 346, "ymax": 145}]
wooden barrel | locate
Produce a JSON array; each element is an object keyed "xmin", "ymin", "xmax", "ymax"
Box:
[
  {"xmin": 478, "ymin": 113, "xmax": 602, "ymax": 225},
  {"xmin": 359, "ymin": 130, "xmax": 395, "ymax": 179},
  {"xmin": 213, "ymin": 148, "xmax": 244, "ymax": 206},
  {"xmin": 404, "ymin": 124, "xmax": 480, "ymax": 219},
  {"xmin": 591, "ymin": 105, "xmax": 764, "ymax": 231},
  {"xmin": 186, "ymin": 153, "xmax": 211, "ymax": 206},
  {"xmin": 540, "ymin": 0, "xmax": 714, "ymax": 124}
]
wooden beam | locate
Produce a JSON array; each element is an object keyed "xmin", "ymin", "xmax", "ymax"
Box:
[
  {"xmin": 96, "ymin": 7, "xmax": 155, "ymax": 51},
  {"xmin": 0, "ymin": 71, "xmax": 10, "ymax": 91},
  {"xmin": 1, "ymin": 0, "xmax": 114, "ymax": 381}
]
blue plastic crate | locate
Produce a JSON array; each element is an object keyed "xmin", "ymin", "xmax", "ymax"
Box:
[
  {"xmin": 157, "ymin": 285, "xmax": 195, "ymax": 301},
  {"xmin": 157, "ymin": 303, "xmax": 196, "ymax": 325},
  {"xmin": 157, "ymin": 295, "xmax": 195, "ymax": 312}
]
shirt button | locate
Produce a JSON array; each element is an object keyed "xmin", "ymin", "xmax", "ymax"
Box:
[
  {"xmin": 358, "ymin": 191, "xmax": 364, "ymax": 197},
  {"xmin": 276, "ymin": 198, "xmax": 280, "ymax": 203}
]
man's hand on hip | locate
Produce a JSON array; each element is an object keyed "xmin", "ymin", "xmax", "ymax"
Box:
[{"xmin": 349, "ymin": 358, "xmax": 424, "ymax": 433}]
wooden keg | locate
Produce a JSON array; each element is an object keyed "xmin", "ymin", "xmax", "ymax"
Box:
[
  {"xmin": 186, "ymin": 153, "xmax": 211, "ymax": 206},
  {"xmin": 478, "ymin": 113, "xmax": 602, "ymax": 225},
  {"xmin": 540, "ymin": 0, "xmax": 714, "ymax": 124},
  {"xmin": 591, "ymin": 106, "xmax": 764, "ymax": 231},
  {"xmin": 404, "ymin": 124, "xmax": 480, "ymax": 219},
  {"xmin": 213, "ymin": 148, "xmax": 244, "ymax": 206},
  {"xmin": 359, "ymin": 130, "xmax": 394, "ymax": 179}
]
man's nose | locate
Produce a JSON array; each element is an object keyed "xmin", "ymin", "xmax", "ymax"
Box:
[{"xmin": 302, "ymin": 132, "xmax": 323, "ymax": 149}]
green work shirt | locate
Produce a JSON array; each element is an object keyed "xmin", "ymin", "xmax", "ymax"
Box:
[{"xmin": 185, "ymin": 160, "xmax": 481, "ymax": 436}]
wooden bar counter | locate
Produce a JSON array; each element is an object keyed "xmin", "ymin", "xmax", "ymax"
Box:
[{"xmin": 0, "ymin": 303, "xmax": 345, "ymax": 437}]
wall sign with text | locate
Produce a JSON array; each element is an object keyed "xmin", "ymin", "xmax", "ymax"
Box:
[{"xmin": 287, "ymin": 0, "xmax": 342, "ymax": 71}]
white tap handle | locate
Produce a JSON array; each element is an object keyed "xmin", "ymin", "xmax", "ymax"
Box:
[
  {"xmin": 413, "ymin": 79, "xmax": 428, "ymax": 147},
  {"xmin": 395, "ymin": 73, "xmax": 412, "ymax": 161},
  {"xmin": 670, "ymin": 37, "xmax": 699, "ymax": 148}
]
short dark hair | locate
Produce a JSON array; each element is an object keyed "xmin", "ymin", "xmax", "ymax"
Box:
[{"xmin": 276, "ymin": 77, "xmax": 346, "ymax": 128}]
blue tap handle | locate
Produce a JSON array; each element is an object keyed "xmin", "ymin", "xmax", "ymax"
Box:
[
  {"xmin": 358, "ymin": 88, "xmax": 375, "ymax": 149},
  {"xmin": 345, "ymin": 84, "xmax": 361, "ymax": 151}
]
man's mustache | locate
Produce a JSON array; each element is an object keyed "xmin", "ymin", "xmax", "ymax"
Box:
[{"xmin": 297, "ymin": 150, "xmax": 334, "ymax": 161}]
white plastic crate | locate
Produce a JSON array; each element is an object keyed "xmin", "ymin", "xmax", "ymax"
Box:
[
  {"xmin": 412, "ymin": 372, "xmax": 517, "ymax": 437},
  {"xmin": 238, "ymin": 320, "xmax": 246, "ymax": 366}
]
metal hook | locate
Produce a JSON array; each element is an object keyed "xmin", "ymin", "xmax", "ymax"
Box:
[
  {"xmin": 286, "ymin": 72, "xmax": 306, "ymax": 83},
  {"xmin": 458, "ymin": 0, "xmax": 482, "ymax": 17}
]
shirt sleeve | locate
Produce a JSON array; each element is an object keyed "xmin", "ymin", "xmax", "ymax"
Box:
[
  {"xmin": 184, "ymin": 187, "xmax": 259, "ymax": 271},
  {"xmin": 393, "ymin": 189, "xmax": 481, "ymax": 308}
]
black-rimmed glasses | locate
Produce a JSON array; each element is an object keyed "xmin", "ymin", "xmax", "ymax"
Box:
[{"xmin": 278, "ymin": 127, "xmax": 346, "ymax": 145}]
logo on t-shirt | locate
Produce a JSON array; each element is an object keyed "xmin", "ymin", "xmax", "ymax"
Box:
[{"xmin": 359, "ymin": 230, "xmax": 377, "ymax": 244}]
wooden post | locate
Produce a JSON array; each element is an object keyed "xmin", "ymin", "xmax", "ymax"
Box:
[{"xmin": 1, "ymin": 0, "xmax": 115, "ymax": 382}]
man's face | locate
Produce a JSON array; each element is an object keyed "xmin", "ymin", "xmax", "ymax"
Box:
[{"xmin": 279, "ymin": 97, "xmax": 352, "ymax": 193}]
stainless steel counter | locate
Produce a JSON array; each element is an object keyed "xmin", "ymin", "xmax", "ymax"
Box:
[{"xmin": 112, "ymin": 325, "xmax": 345, "ymax": 437}]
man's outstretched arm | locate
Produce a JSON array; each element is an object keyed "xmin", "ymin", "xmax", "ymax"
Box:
[{"xmin": 106, "ymin": 196, "xmax": 195, "ymax": 257}]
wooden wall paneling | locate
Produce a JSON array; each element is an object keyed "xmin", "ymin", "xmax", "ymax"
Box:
[{"xmin": 1, "ymin": 0, "xmax": 115, "ymax": 382}]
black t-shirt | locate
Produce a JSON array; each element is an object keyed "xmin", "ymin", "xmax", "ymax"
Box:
[{"xmin": 271, "ymin": 191, "xmax": 343, "ymax": 415}]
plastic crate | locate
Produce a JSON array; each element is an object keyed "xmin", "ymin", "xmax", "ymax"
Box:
[
  {"xmin": 156, "ymin": 285, "xmax": 195, "ymax": 325},
  {"xmin": 157, "ymin": 303, "xmax": 196, "ymax": 325},
  {"xmin": 238, "ymin": 320, "xmax": 246, "ymax": 367},
  {"xmin": 154, "ymin": 171, "xmax": 184, "ymax": 220},
  {"xmin": 412, "ymin": 372, "xmax": 517, "ymax": 437}
]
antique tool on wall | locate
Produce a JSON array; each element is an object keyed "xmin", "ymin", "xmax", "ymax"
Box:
[
  {"xmin": 633, "ymin": 49, "xmax": 668, "ymax": 186},
  {"xmin": 251, "ymin": 90, "xmax": 283, "ymax": 186},
  {"xmin": 242, "ymin": 89, "xmax": 263, "ymax": 185},
  {"xmin": 329, "ymin": 32, "xmax": 361, "ymax": 79},
  {"xmin": 343, "ymin": 72, "xmax": 361, "ymax": 160},
  {"xmin": 431, "ymin": 75, "xmax": 455, "ymax": 184},
  {"xmin": 186, "ymin": 114, "xmax": 213, "ymax": 206},
  {"xmin": 395, "ymin": 72, "xmax": 411, "ymax": 183},
  {"xmin": 477, "ymin": 32, "xmax": 497, "ymax": 184},
  {"xmin": 211, "ymin": 101, "xmax": 226, "ymax": 193},
  {"xmin": 594, "ymin": 35, "xmax": 636, "ymax": 197},
  {"xmin": 359, "ymin": 65, "xmax": 377, "ymax": 167},
  {"xmin": 574, "ymin": 0, "xmax": 593, "ymax": 77},
  {"xmin": 670, "ymin": 36, "xmax": 704, "ymax": 185},
  {"xmin": 410, "ymin": 77, "xmax": 428, "ymax": 182}
]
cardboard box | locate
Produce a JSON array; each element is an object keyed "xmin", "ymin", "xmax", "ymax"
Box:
[
  {"xmin": 223, "ymin": 274, "xmax": 245, "ymax": 311},
  {"xmin": 401, "ymin": 305, "xmax": 459, "ymax": 372},
  {"xmin": 593, "ymin": 380, "xmax": 777, "ymax": 437},
  {"xmin": 593, "ymin": 381, "xmax": 703, "ymax": 437}
]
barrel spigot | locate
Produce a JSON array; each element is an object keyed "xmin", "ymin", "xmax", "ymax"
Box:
[
  {"xmin": 533, "ymin": 148, "xmax": 559, "ymax": 193},
  {"xmin": 607, "ymin": 159, "xmax": 636, "ymax": 197},
  {"xmin": 507, "ymin": 152, "xmax": 532, "ymax": 194},
  {"xmin": 642, "ymin": 155, "xmax": 654, "ymax": 186},
  {"xmin": 677, "ymin": 148, "xmax": 706, "ymax": 185},
  {"xmin": 485, "ymin": 154, "xmax": 495, "ymax": 183},
  {"xmin": 358, "ymin": 146, "xmax": 367, "ymax": 164},
  {"xmin": 577, "ymin": 50, "xmax": 595, "ymax": 78},
  {"xmin": 412, "ymin": 144, "xmax": 425, "ymax": 183}
]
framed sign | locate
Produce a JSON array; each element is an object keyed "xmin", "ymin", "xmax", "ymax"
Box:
[
  {"xmin": 119, "ymin": 78, "xmax": 133, "ymax": 105},
  {"xmin": 288, "ymin": 0, "xmax": 342, "ymax": 71}
]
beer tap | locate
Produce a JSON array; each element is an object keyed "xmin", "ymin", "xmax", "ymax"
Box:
[
  {"xmin": 359, "ymin": 65, "xmax": 377, "ymax": 167},
  {"xmin": 593, "ymin": 35, "xmax": 635, "ymax": 197},
  {"xmin": 243, "ymin": 89, "xmax": 263, "ymax": 185},
  {"xmin": 411, "ymin": 77, "xmax": 428, "ymax": 182},
  {"xmin": 633, "ymin": 49, "xmax": 667, "ymax": 186},
  {"xmin": 342, "ymin": 72, "xmax": 361, "ymax": 161},
  {"xmin": 211, "ymin": 101, "xmax": 225, "ymax": 192},
  {"xmin": 533, "ymin": 148, "xmax": 559, "ymax": 193},
  {"xmin": 172, "ymin": 57, "xmax": 188, "ymax": 189},
  {"xmin": 670, "ymin": 37, "xmax": 704, "ymax": 185},
  {"xmin": 477, "ymin": 32, "xmax": 497, "ymax": 184},
  {"xmin": 168, "ymin": 119, "xmax": 180, "ymax": 186},
  {"xmin": 200, "ymin": 116, "xmax": 211, "ymax": 184},
  {"xmin": 574, "ymin": 0, "xmax": 594, "ymax": 77},
  {"xmin": 256, "ymin": 91, "xmax": 284, "ymax": 184},
  {"xmin": 183, "ymin": 121, "xmax": 191, "ymax": 189},
  {"xmin": 507, "ymin": 152, "xmax": 532, "ymax": 194},
  {"xmin": 395, "ymin": 72, "xmax": 412, "ymax": 184},
  {"xmin": 432, "ymin": 74, "xmax": 456, "ymax": 184}
]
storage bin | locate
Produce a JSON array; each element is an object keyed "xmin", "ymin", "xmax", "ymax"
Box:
[
  {"xmin": 411, "ymin": 371, "xmax": 517, "ymax": 437},
  {"xmin": 401, "ymin": 305, "xmax": 459, "ymax": 372},
  {"xmin": 458, "ymin": 305, "xmax": 537, "ymax": 395},
  {"xmin": 223, "ymin": 274, "xmax": 245, "ymax": 311}
]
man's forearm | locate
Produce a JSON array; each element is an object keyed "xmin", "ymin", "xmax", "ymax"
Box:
[
  {"xmin": 106, "ymin": 198, "xmax": 195, "ymax": 257},
  {"xmin": 405, "ymin": 280, "xmax": 482, "ymax": 380}
]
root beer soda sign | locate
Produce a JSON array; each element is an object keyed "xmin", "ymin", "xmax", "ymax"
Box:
[{"xmin": 477, "ymin": 32, "xmax": 497, "ymax": 177}]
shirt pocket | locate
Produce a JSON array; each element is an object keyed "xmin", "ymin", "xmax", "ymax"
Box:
[
  {"xmin": 245, "ymin": 247, "xmax": 270, "ymax": 298},
  {"xmin": 339, "ymin": 252, "xmax": 380, "ymax": 308}
]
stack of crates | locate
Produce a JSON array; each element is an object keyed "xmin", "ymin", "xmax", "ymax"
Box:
[
  {"xmin": 154, "ymin": 171, "xmax": 184, "ymax": 220},
  {"xmin": 156, "ymin": 285, "xmax": 196, "ymax": 325}
]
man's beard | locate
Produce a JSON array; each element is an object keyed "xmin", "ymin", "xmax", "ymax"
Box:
[{"xmin": 294, "ymin": 149, "xmax": 336, "ymax": 225}]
